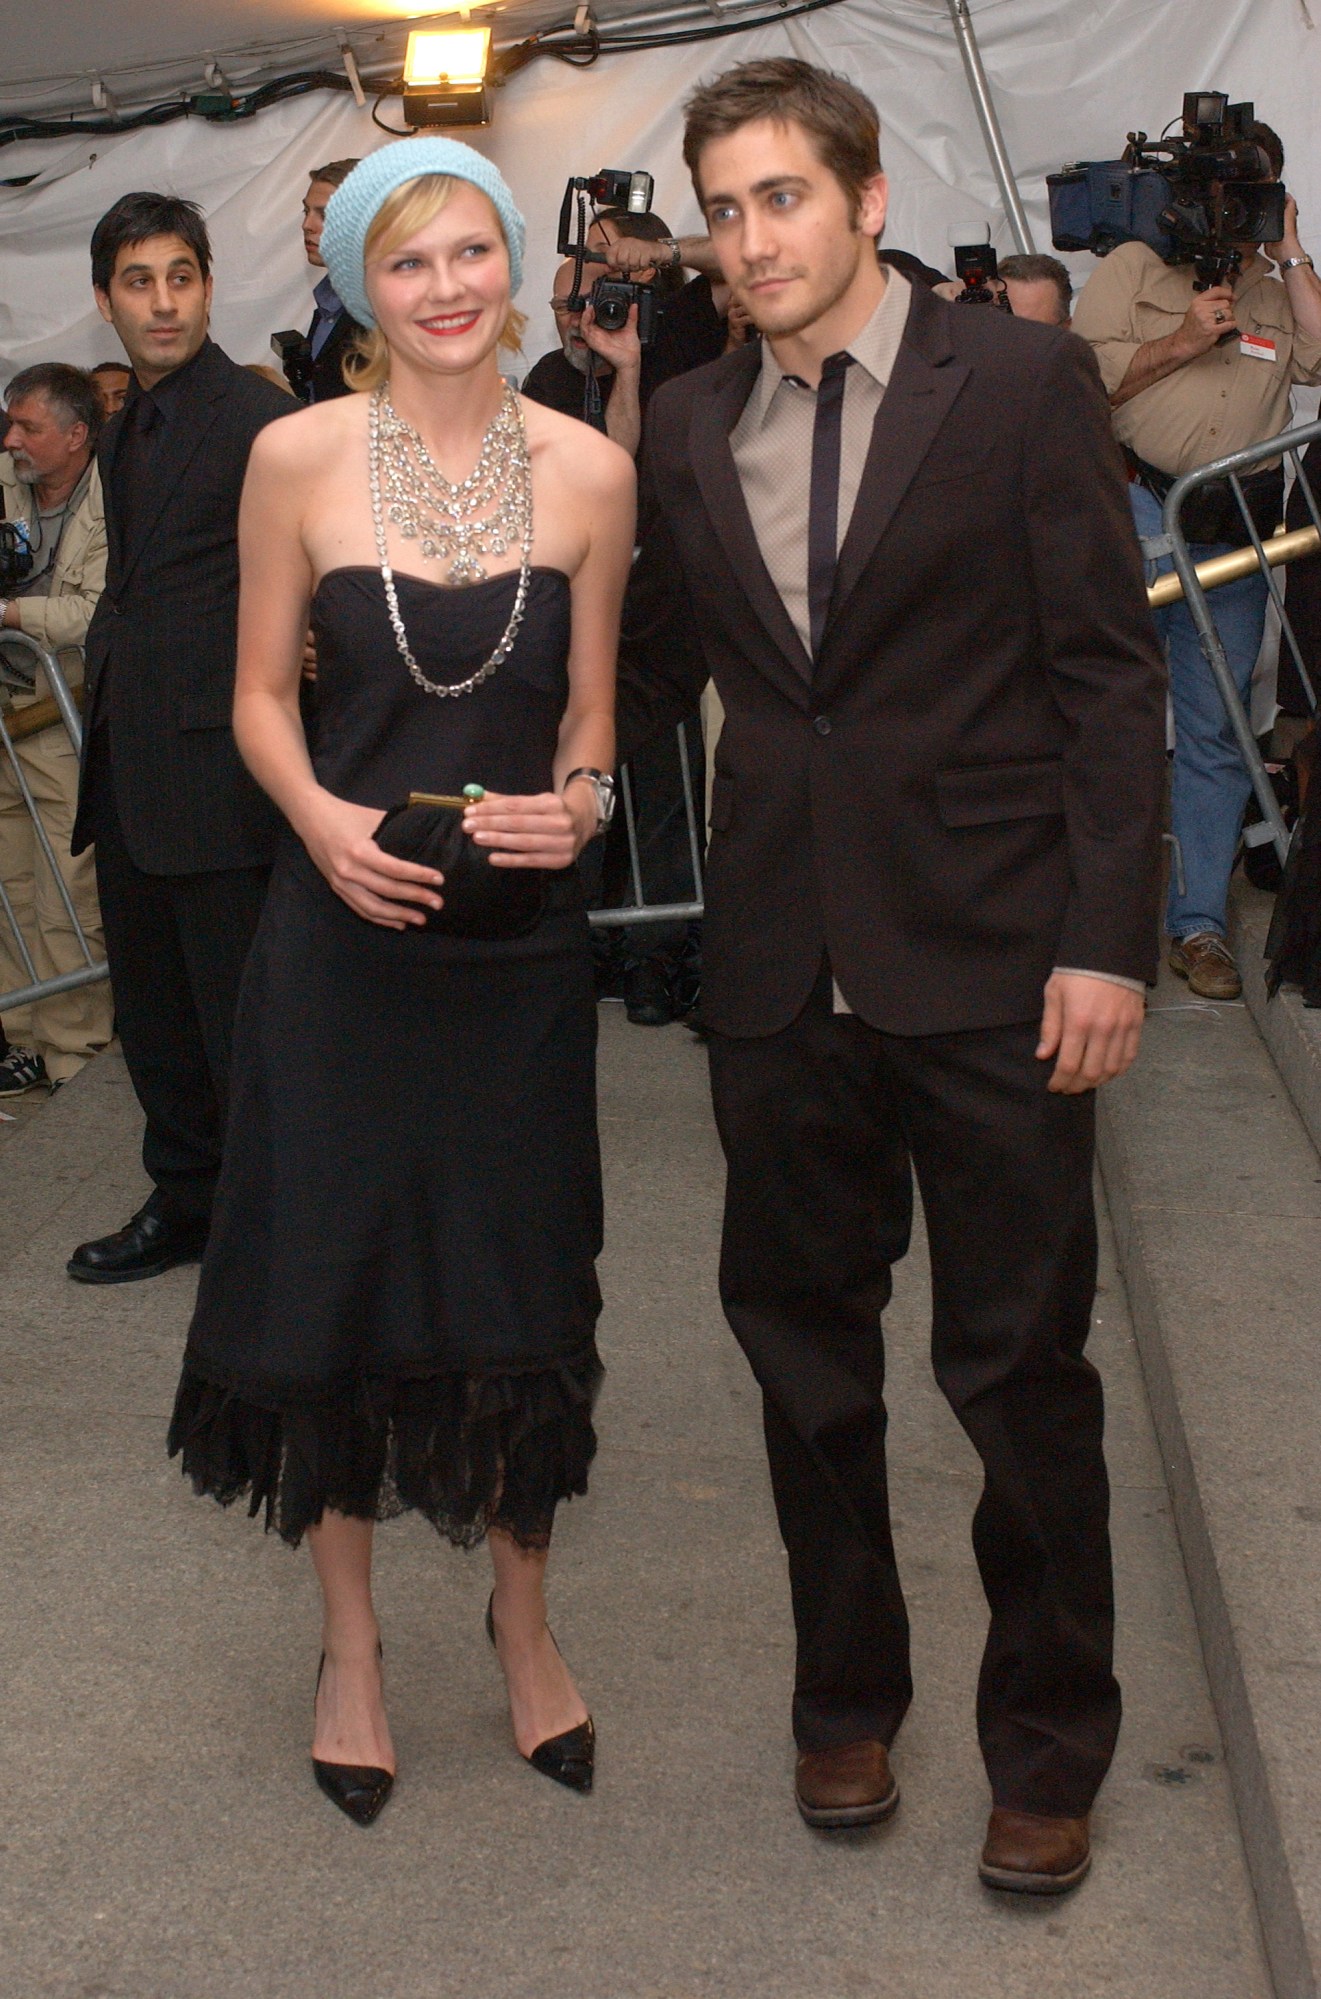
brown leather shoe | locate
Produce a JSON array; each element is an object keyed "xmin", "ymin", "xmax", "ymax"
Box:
[
  {"xmin": 979, "ymin": 1807, "xmax": 1091, "ymax": 1894},
  {"xmin": 1168, "ymin": 931, "xmax": 1242, "ymax": 1000},
  {"xmin": 795, "ymin": 1740, "xmax": 899, "ymax": 1829}
]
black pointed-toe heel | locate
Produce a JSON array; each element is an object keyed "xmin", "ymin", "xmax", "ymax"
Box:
[
  {"xmin": 312, "ymin": 1652, "xmax": 395, "ymax": 1826},
  {"xmin": 485, "ymin": 1593, "xmax": 596, "ymax": 1794}
]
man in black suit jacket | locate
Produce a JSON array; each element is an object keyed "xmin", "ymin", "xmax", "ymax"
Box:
[
  {"xmin": 616, "ymin": 61, "xmax": 1166, "ymax": 1893},
  {"xmin": 67, "ymin": 192, "xmax": 292, "ymax": 1284}
]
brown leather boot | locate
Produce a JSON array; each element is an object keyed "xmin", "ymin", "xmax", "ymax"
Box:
[
  {"xmin": 979, "ymin": 1807, "xmax": 1091, "ymax": 1894},
  {"xmin": 794, "ymin": 1740, "xmax": 899, "ymax": 1829},
  {"xmin": 1168, "ymin": 931, "xmax": 1242, "ymax": 999}
]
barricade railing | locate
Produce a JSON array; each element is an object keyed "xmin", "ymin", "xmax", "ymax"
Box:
[
  {"xmin": 587, "ymin": 719, "xmax": 705, "ymax": 929},
  {"xmin": 1157, "ymin": 417, "xmax": 1321, "ymax": 870},
  {"xmin": 0, "ymin": 632, "xmax": 110, "ymax": 1013}
]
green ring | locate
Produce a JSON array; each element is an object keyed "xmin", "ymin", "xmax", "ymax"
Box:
[{"xmin": 462, "ymin": 783, "xmax": 486, "ymax": 801}]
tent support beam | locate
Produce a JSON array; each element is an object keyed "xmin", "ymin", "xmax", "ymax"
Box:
[{"xmin": 946, "ymin": 0, "xmax": 1035, "ymax": 253}]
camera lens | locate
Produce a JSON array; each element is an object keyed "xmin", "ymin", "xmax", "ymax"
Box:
[{"xmin": 594, "ymin": 296, "xmax": 628, "ymax": 332}]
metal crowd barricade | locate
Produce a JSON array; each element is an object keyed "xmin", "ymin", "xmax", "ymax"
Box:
[
  {"xmin": 1157, "ymin": 417, "xmax": 1321, "ymax": 870},
  {"xmin": 0, "ymin": 631, "xmax": 109, "ymax": 1013},
  {"xmin": 586, "ymin": 719, "xmax": 705, "ymax": 929}
]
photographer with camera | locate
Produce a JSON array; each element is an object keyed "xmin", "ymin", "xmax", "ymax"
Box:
[
  {"xmin": 1073, "ymin": 113, "xmax": 1321, "ymax": 999},
  {"xmin": 0, "ymin": 363, "xmax": 112, "ymax": 1093},
  {"xmin": 526, "ymin": 199, "xmax": 700, "ymax": 1026},
  {"xmin": 523, "ymin": 257, "xmax": 648, "ymax": 457}
]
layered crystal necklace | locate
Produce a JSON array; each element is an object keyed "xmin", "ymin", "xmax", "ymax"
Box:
[{"xmin": 368, "ymin": 381, "xmax": 533, "ymax": 699}]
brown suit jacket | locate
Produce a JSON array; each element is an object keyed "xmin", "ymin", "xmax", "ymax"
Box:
[{"xmin": 616, "ymin": 278, "xmax": 1167, "ymax": 1039}]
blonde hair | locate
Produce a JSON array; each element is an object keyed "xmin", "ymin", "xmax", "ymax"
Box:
[{"xmin": 344, "ymin": 173, "xmax": 526, "ymax": 392}]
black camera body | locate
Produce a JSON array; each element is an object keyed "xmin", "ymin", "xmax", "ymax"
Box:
[
  {"xmin": 271, "ymin": 328, "xmax": 314, "ymax": 400},
  {"xmin": 952, "ymin": 242, "xmax": 1012, "ymax": 310},
  {"xmin": 588, "ymin": 279, "xmax": 659, "ymax": 343},
  {"xmin": 0, "ymin": 518, "xmax": 34, "ymax": 595},
  {"xmin": 1049, "ymin": 92, "xmax": 1287, "ymax": 289},
  {"xmin": 557, "ymin": 166, "xmax": 662, "ymax": 350}
]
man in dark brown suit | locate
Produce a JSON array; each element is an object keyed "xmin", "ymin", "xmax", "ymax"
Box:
[{"xmin": 616, "ymin": 61, "xmax": 1166, "ymax": 1895}]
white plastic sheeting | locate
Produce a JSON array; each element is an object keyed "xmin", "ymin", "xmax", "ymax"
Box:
[{"xmin": 1, "ymin": 0, "xmax": 1318, "ymax": 390}]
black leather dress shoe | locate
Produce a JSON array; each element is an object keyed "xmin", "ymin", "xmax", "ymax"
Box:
[{"xmin": 67, "ymin": 1200, "xmax": 209, "ymax": 1285}]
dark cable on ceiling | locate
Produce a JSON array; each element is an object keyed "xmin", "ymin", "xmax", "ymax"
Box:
[{"xmin": 0, "ymin": 0, "xmax": 849, "ymax": 161}]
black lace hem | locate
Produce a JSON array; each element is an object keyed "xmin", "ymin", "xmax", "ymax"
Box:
[{"xmin": 167, "ymin": 1352, "xmax": 603, "ymax": 1551}]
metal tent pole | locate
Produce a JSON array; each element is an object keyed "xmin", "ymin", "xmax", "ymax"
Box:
[{"xmin": 946, "ymin": 0, "xmax": 1035, "ymax": 253}]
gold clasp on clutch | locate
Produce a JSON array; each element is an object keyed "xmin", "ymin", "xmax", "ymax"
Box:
[{"xmin": 407, "ymin": 784, "xmax": 487, "ymax": 810}]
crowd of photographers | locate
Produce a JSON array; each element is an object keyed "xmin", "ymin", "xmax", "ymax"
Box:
[{"xmin": 1, "ymin": 93, "xmax": 1320, "ymax": 1111}]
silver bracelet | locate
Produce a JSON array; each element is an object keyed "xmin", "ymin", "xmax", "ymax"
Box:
[{"xmin": 1279, "ymin": 253, "xmax": 1314, "ymax": 272}]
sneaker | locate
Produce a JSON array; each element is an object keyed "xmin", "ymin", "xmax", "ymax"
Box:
[
  {"xmin": 0, "ymin": 1047, "xmax": 51, "ymax": 1095},
  {"xmin": 1168, "ymin": 932, "xmax": 1243, "ymax": 1000}
]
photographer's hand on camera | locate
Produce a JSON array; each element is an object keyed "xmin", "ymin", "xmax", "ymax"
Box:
[
  {"xmin": 1108, "ymin": 283, "xmax": 1239, "ymax": 408},
  {"xmin": 582, "ymin": 301, "xmax": 644, "ymax": 458},
  {"xmin": 1266, "ymin": 196, "xmax": 1321, "ymax": 339}
]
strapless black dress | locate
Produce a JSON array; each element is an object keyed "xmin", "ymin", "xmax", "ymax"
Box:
[{"xmin": 168, "ymin": 566, "xmax": 603, "ymax": 1549}]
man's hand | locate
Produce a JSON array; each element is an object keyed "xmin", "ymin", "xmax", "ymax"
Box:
[
  {"xmin": 1036, "ymin": 972, "xmax": 1145, "ymax": 1094},
  {"xmin": 582, "ymin": 301, "xmax": 642, "ymax": 377},
  {"xmin": 1264, "ymin": 194, "xmax": 1304, "ymax": 267},
  {"xmin": 1170, "ymin": 283, "xmax": 1238, "ymax": 360}
]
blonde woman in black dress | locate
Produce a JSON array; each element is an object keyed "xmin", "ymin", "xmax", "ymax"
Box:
[{"xmin": 168, "ymin": 141, "xmax": 635, "ymax": 1822}]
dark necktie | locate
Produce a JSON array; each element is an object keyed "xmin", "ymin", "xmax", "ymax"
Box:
[
  {"xmin": 806, "ymin": 350, "xmax": 853, "ymax": 660},
  {"xmin": 114, "ymin": 389, "xmax": 160, "ymax": 544}
]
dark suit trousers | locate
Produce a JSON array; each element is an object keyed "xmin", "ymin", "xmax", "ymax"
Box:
[
  {"xmin": 707, "ymin": 962, "xmax": 1120, "ymax": 1819},
  {"xmin": 90, "ymin": 749, "xmax": 270, "ymax": 1221}
]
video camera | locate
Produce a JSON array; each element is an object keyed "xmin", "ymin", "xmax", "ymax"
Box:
[
  {"xmin": 557, "ymin": 168, "xmax": 660, "ymax": 346},
  {"xmin": 0, "ymin": 519, "xmax": 34, "ymax": 595},
  {"xmin": 1049, "ymin": 91, "xmax": 1288, "ymax": 290}
]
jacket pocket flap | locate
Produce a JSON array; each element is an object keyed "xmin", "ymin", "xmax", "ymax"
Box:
[{"xmin": 935, "ymin": 758, "xmax": 1064, "ymax": 827}]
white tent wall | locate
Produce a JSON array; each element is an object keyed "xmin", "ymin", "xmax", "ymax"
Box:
[{"xmin": 0, "ymin": 0, "xmax": 1317, "ymax": 389}]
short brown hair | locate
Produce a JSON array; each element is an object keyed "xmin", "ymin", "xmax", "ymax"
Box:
[
  {"xmin": 682, "ymin": 59, "xmax": 881, "ymax": 215},
  {"xmin": 998, "ymin": 253, "xmax": 1073, "ymax": 322},
  {"xmin": 308, "ymin": 158, "xmax": 360, "ymax": 189}
]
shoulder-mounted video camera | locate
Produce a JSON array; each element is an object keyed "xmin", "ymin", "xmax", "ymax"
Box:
[
  {"xmin": 1049, "ymin": 92, "xmax": 1288, "ymax": 290},
  {"xmin": 557, "ymin": 168, "xmax": 660, "ymax": 345}
]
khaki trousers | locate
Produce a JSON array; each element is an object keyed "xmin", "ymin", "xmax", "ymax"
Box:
[{"xmin": 0, "ymin": 719, "xmax": 112, "ymax": 1081}]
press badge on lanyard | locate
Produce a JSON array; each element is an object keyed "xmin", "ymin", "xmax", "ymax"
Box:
[{"xmin": 1240, "ymin": 332, "xmax": 1277, "ymax": 363}]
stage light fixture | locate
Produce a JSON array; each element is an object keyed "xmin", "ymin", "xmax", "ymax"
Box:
[{"xmin": 403, "ymin": 26, "xmax": 493, "ymax": 127}]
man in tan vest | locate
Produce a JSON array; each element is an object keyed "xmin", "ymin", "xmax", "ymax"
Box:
[{"xmin": 0, "ymin": 362, "xmax": 112, "ymax": 1090}]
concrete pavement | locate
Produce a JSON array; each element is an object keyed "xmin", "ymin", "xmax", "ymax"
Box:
[{"xmin": 0, "ymin": 1009, "xmax": 1269, "ymax": 1998}]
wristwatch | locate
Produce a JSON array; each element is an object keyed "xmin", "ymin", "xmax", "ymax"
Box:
[
  {"xmin": 661, "ymin": 237, "xmax": 683, "ymax": 269},
  {"xmin": 563, "ymin": 767, "xmax": 616, "ymax": 832},
  {"xmin": 1279, "ymin": 254, "xmax": 1314, "ymax": 271}
]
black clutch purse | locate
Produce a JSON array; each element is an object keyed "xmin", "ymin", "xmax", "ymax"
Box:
[{"xmin": 374, "ymin": 791, "xmax": 549, "ymax": 940}]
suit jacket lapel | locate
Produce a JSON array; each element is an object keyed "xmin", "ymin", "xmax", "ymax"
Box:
[
  {"xmin": 688, "ymin": 349, "xmax": 815, "ymax": 699},
  {"xmin": 825, "ymin": 283, "xmax": 970, "ymax": 650}
]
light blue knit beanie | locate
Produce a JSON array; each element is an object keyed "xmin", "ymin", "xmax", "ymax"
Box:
[{"xmin": 321, "ymin": 138, "xmax": 525, "ymax": 327}]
